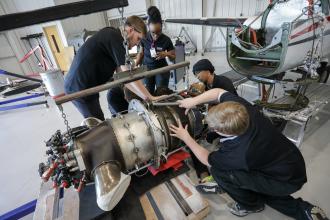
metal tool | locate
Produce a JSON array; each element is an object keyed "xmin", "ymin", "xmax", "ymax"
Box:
[{"xmin": 152, "ymin": 102, "xmax": 180, "ymax": 106}]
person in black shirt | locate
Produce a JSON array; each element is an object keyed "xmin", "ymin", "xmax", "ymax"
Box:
[
  {"xmin": 65, "ymin": 16, "xmax": 158, "ymax": 120},
  {"xmin": 191, "ymin": 59, "xmax": 238, "ymax": 185},
  {"xmin": 192, "ymin": 59, "xmax": 237, "ymax": 95},
  {"xmin": 169, "ymin": 88, "xmax": 328, "ymax": 220},
  {"xmin": 135, "ymin": 6, "xmax": 175, "ymax": 95},
  {"xmin": 192, "ymin": 58, "xmax": 238, "ymax": 142}
]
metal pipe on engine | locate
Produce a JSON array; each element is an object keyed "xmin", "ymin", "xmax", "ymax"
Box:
[
  {"xmin": 152, "ymin": 102, "xmax": 181, "ymax": 106},
  {"xmin": 55, "ymin": 61, "xmax": 190, "ymax": 105}
]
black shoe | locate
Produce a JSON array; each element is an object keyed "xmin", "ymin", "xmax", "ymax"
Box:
[
  {"xmin": 305, "ymin": 206, "xmax": 329, "ymax": 220},
  {"xmin": 195, "ymin": 182, "xmax": 223, "ymax": 194},
  {"xmin": 228, "ymin": 202, "xmax": 264, "ymax": 217}
]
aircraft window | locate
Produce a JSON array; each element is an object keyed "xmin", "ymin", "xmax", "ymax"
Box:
[
  {"xmin": 264, "ymin": 0, "xmax": 308, "ymax": 45},
  {"xmin": 267, "ymin": 0, "xmax": 308, "ymax": 28}
]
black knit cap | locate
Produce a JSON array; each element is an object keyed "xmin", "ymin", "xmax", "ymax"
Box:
[{"xmin": 192, "ymin": 59, "xmax": 215, "ymax": 74}]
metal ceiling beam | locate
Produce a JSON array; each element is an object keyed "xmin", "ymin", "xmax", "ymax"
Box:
[
  {"xmin": 0, "ymin": 0, "xmax": 128, "ymax": 32},
  {"xmin": 164, "ymin": 18, "xmax": 247, "ymax": 27}
]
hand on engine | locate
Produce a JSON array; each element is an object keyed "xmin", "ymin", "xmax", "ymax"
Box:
[
  {"xmin": 169, "ymin": 119, "xmax": 192, "ymax": 143},
  {"xmin": 177, "ymin": 98, "xmax": 196, "ymax": 115}
]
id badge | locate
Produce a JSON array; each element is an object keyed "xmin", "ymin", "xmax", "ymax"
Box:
[{"xmin": 150, "ymin": 48, "xmax": 157, "ymax": 58}]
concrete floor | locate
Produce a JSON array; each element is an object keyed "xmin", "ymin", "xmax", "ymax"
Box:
[{"xmin": 0, "ymin": 51, "xmax": 329, "ymax": 219}]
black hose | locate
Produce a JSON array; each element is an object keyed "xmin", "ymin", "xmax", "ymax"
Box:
[{"xmin": 0, "ymin": 70, "xmax": 42, "ymax": 83}]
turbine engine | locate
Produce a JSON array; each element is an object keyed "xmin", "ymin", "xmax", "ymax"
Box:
[{"xmin": 39, "ymin": 98, "xmax": 204, "ymax": 211}]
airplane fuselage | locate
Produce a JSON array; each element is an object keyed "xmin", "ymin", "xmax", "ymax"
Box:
[{"xmin": 227, "ymin": 0, "xmax": 330, "ymax": 78}]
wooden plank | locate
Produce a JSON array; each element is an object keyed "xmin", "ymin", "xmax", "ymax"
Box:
[
  {"xmin": 34, "ymin": 182, "xmax": 80, "ymax": 220},
  {"xmin": 140, "ymin": 174, "xmax": 210, "ymax": 220},
  {"xmin": 151, "ymin": 184, "xmax": 186, "ymax": 220},
  {"xmin": 33, "ymin": 182, "xmax": 58, "ymax": 220},
  {"xmin": 171, "ymin": 175, "xmax": 193, "ymax": 199},
  {"xmin": 171, "ymin": 174, "xmax": 207, "ymax": 214},
  {"xmin": 140, "ymin": 194, "xmax": 159, "ymax": 220},
  {"xmin": 186, "ymin": 199, "xmax": 210, "ymax": 220},
  {"xmin": 62, "ymin": 188, "xmax": 79, "ymax": 220},
  {"xmin": 45, "ymin": 193, "xmax": 56, "ymax": 220}
]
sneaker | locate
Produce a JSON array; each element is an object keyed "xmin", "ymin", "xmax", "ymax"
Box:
[
  {"xmin": 201, "ymin": 175, "xmax": 215, "ymax": 183},
  {"xmin": 195, "ymin": 182, "xmax": 223, "ymax": 194},
  {"xmin": 228, "ymin": 202, "xmax": 264, "ymax": 217},
  {"xmin": 305, "ymin": 206, "xmax": 329, "ymax": 220}
]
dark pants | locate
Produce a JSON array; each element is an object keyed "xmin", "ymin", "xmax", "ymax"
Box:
[
  {"xmin": 144, "ymin": 70, "xmax": 170, "ymax": 95},
  {"xmin": 72, "ymin": 97, "xmax": 105, "ymax": 121},
  {"xmin": 189, "ymin": 151, "xmax": 210, "ymax": 178},
  {"xmin": 211, "ymin": 169, "xmax": 313, "ymax": 220},
  {"xmin": 107, "ymin": 87, "xmax": 129, "ymax": 114}
]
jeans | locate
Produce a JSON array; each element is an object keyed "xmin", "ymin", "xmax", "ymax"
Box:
[
  {"xmin": 144, "ymin": 68, "xmax": 170, "ymax": 95},
  {"xmin": 72, "ymin": 96, "xmax": 105, "ymax": 121},
  {"xmin": 189, "ymin": 150, "xmax": 210, "ymax": 178},
  {"xmin": 211, "ymin": 168, "xmax": 313, "ymax": 220},
  {"xmin": 107, "ymin": 87, "xmax": 129, "ymax": 115}
]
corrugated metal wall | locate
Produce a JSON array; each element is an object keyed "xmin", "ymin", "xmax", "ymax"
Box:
[
  {"xmin": 0, "ymin": 4, "xmax": 23, "ymax": 75},
  {"xmin": 106, "ymin": 0, "xmax": 147, "ymax": 19},
  {"xmin": 54, "ymin": 0, "xmax": 106, "ymax": 37},
  {"xmin": 152, "ymin": 0, "xmax": 203, "ymax": 49},
  {"xmin": 0, "ymin": 0, "xmax": 58, "ymax": 74},
  {"xmin": 0, "ymin": 0, "xmax": 107, "ymax": 74},
  {"xmin": 0, "ymin": 33, "xmax": 24, "ymax": 74}
]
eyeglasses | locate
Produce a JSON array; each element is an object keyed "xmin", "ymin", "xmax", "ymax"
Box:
[{"xmin": 193, "ymin": 71, "xmax": 201, "ymax": 76}]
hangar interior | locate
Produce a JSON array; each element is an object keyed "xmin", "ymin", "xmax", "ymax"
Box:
[{"xmin": 0, "ymin": 0, "xmax": 329, "ymax": 220}]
